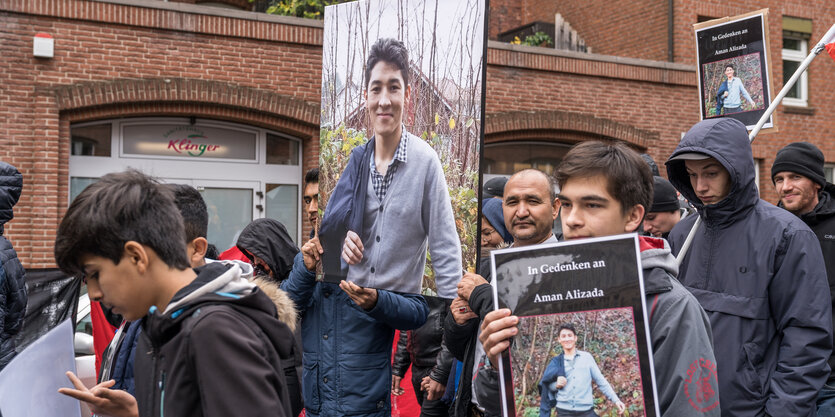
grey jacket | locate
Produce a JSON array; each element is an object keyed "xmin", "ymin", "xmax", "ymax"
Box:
[
  {"xmin": 667, "ymin": 118, "xmax": 831, "ymax": 417},
  {"xmin": 473, "ymin": 236, "xmax": 720, "ymax": 417}
]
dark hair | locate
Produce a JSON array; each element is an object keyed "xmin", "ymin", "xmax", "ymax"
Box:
[
  {"xmin": 165, "ymin": 184, "xmax": 208, "ymax": 242},
  {"xmin": 365, "ymin": 38, "xmax": 409, "ymax": 90},
  {"xmin": 54, "ymin": 170, "xmax": 191, "ymax": 275},
  {"xmin": 725, "ymin": 63, "xmax": 735, "ymax": 72},
  {"xmin": 509, "ymin": 169, "xmax": 556, "ymax": 202},
  {"xmin": 205, "ymin": 243, "xmax": 220, "ymax": 260},
  {"xmin": 304, "ymin": 168, "xmax": 319, "ymax": 186},
  {"xmin": 558, "ymin": 323, "xmax": 576, "ymax": 336},
  {"xmin": 555, "ymin": 141, "xmax": 653, "ymax": 218}
]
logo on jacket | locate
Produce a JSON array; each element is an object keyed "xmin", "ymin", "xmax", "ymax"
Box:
[
  {"xmin": 684, "ymin": 357, "xmax": 719, "ymax": 412},
  {"xmin": 825, "ymin": 234, "xmax": 835, "ymax": 240}
]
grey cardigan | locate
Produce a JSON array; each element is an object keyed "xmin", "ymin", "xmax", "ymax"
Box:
[{"xmin": 346, "ymin": 132, "xmax": 462, "ymax": 298}]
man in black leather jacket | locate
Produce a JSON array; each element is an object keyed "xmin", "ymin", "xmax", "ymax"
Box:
[{"xmin": 392, "ymin": 295, "xmax": 454, "ymax": 417}]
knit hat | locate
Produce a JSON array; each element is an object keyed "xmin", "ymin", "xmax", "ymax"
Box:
[
  {"xmin": 771, "ymin": 142, "xmax": 826, "ymax": 187},
  {"xmin": 483, "ymin": 177, "xmax": 508, "ymax": 199},
  {"xmin": 482, "ymin": 198, "xmax": 513, "ymax": 244},
  {"xmin": 650, "ymin": 176, "xmax": 680, "ymax": 213}
]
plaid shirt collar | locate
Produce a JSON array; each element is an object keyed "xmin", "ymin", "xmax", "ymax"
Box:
[{"xmin": 370, "ymin": 126, "xmax": 409, "ymax": 200}]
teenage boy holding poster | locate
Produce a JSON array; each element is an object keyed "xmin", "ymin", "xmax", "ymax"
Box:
[{"xmin": 477, "ymin": 141, "xmax": 720, "ymax": 417}]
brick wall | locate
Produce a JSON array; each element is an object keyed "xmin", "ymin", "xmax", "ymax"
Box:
[
  {"xmin": 488, "ymin": 0, "xmax": 835, "ymax": 204},
  {"xmin": 0, "ymin": 0, "xmax": 324, "ymax": 267}
]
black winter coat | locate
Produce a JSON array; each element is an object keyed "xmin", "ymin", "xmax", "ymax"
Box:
[
  {"xmin": 667, "ymin": 118, "xmax": 832, "ymax": 417},
  {"xmin": 785, "ymin": 183, "xmax": 835, "ymax": 385},
  {"xmin": 0, "ymin": 162, "xmax": 25, "ymax": 371},
  {"xmin": 392, "ymin": 295, "xmax": 454, "ymax": 384},
  {"xmin": 135, "ymin": 262, "xmax": 299, "ymax": 417}
]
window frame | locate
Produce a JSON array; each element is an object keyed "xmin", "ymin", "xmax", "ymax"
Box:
[{"xmin": 781, "ymin": 35, "xmax": 809, "ymax": 107}]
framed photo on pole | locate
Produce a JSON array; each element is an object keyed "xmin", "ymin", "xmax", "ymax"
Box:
[{"xmin": 694, "ymin": 9, "xmax": 776, "ymax": 132}]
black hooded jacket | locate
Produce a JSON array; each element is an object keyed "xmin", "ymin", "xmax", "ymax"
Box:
[
  {"xmin": 0, "ymin": 162, "xmax": 25, "ymax": 371},
  {"xmin": 237, "ymin": 218, "xmax": 299, "ymax": 281},
  {"xmin": 782, "ymin": 183, "xmax": 835, "ymax": 385},
  {"xmin": 135, "ymin": 262, "xmax": 299, "ymax": 417},
  {"xmin": 666, "ymin": 118, "xmax": 832, "ymax": 417}
]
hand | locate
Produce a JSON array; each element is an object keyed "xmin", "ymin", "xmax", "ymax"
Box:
[
  {"xmin": 479, "ymin": 308, "xmax": 518, "ymax": 369},
  {"xmin": 450, "ymin": 297, "xmax": 477, "ymax": 325},
  {"xmin": 340, "ymin": 280, "xmax": 378, "ymax": 310},
  {"xmin": 342, "ymin": 231, "xmax": 364, "ymax": 265},
  {"xmin": 302, "ymin": 237, "xmax": 323, "ymax": 271},
  {"xmin": 420, "ymin": 375, "xmax": 446, "ymax": 400},
  {"xmin": 749, "ymin": 100, "xmax": 756, "ymax": 108},
  {"xmin": 391, "ymin": 375, "xmax": 404, "ymax": 396},
  {"xmin": 616, "ymin": 401, "xmax": 626, "ymax": 414},
  {"xmin": 58, "ymin": 371, "xmax": 139, "ymax": 417},
  {"xmin": 457, "ymin": 272, "xmax": 487, "ymax": 301},
  {"xmin": 555, "ymin": 376, "xmax": 567, "ymax": 389},
  {"xmin": 723, "ymin": 91, "xmax": 729, "ymax": 98}
]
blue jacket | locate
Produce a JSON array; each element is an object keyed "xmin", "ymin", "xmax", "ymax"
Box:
[
  {"xmin": 714, "ymin": 80, "xmax": 728, "ymax": 115},
  {"xmin": 0, "ymin": 162, "xmax": 25, "ymax": 371},
  {"xmin": 281, "ymin": 253, "xmax": 428, "ymax": 416},
  {"xmin": 667, "ymin": 118, "xmax": 832, "ymax": 417}
]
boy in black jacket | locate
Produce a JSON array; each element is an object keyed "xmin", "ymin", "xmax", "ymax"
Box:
[{"xmin": 56, "ymin": 170, "xmax": 296, "ymax": 417}]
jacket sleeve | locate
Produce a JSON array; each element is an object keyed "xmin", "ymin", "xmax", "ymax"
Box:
[
  {"xmin": 540, "ymin": 357, "xmax": 561, "ymax": 384},
  {"xmin": 366, "ymin": 290, "xmax": 429, "ymax": 331},
  {"xmin": 392, "ymin": 330, "xmax": 411, "ymax": 377},
  {"xmin": 650, "ymin": 285, "xmax": 721, "ymax": 417},
  {"xmin": 443, "ymin": 309, "xmax": 478, "ymax": 361},
  {"xmin": 473, "ymin": 357, "xmax": 503, "ymax": 417},
  {"xmin": 469, "ymin": 283, "xmax": 495, "ymax": 319},
  {"xmin": 765, "ymin": 228, "xmax": 833, "ymax": 416},
  {"xmin": 423, "ymin": 154, "xmax": 463, "ymax": 300},
  {"xmin": 188, "ymin": 309, "xmax": 290, "ymax": 417},
  {"xmin": 279, "ymin": 252, "xmax": 317, "ymax": 313},
  {"xmin": 429, "ymin": 340, "xmax": 455, "ymax": 384}
]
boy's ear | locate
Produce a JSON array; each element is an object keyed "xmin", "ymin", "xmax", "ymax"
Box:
[
  {"xmin": 624, "ymin": 204, "xmax": 646, "ymax": 233},
  {"xmin": 551, "ymin": 198, "xmax": 560, "ymax": 221},
  {"xmin": 123, "ymin": 241, "xmax": 150, "ymax": 274},
  {"xmin": 188, "ymin": 237, "xmax": 208, "ymax": 267}
]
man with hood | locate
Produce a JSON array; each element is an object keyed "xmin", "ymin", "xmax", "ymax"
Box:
[
  {"xmin": 665, "ymin": 118, "xmax": 832, "ymax": 416},
  {"xmin": 0, "ymin": 161, "xmax": 25, "ymax": 371},
  {"xmin": 771, "ymin": 142, "xmax": 835, "ymax": 415},
  {"xmin": 237, "ymin": 218, "xmax": 299, "ymax": 282}
]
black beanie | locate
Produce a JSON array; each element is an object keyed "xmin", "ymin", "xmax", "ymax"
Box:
[
  {"xmin": 771, "ymin": 142, "xmax": 826, "ymax": 187},
  {"xmin": 651, "ymin": 176, "xmax": 680, "ymax": 212}
]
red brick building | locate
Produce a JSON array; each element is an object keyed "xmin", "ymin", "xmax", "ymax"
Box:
[{"xmin": 1, "ymin": 0, "xmax": 833, "ymax": 268}]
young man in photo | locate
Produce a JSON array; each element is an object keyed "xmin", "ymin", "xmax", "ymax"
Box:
[
  {"xmin": 54, "ymin": 171, "xmax": 297, "ymax": 417},
  {"xmin": 770, "ymin": 142, "xmax": 835, "ymax": 415},
  {"xmin": 477, "ymin": 141, "xmax": 719, "ymax": 417},
  {"xmin": 281, "ymin": 38, "xmax": 446, "ymax": 417},
  {"xmin": 666, "ymin": 118, "xmax": 831, "ymax": 416},
  {"xmin": 539, "ymin": 323, "xmax": 624, "ymax": 417},
  {"xmin": 319, "ymin": 37, "xmax": 462, "ymax": 298}
]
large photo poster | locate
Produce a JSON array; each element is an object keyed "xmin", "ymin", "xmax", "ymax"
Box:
[
  {"xmin": 694, "ymin": 9, "xmax": 774, "ymax": 131},
  {"xmin": 491, "ymin": 234, "xmax": 661, "ymax": 417},
  {"xmin": 317, "ymin": 0, "xmax": 486, "ymax": 298}
]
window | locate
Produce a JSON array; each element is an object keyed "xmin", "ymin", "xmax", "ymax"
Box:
[
  {"xmin": 826, "ymin": 164, "xmax": 834, "ymax": 183},
  {"xmin": 71, "ymin": 124, "xmax": 112, "ymax": 156},
  {"xmin": 782, "ymin": 17, "xmax": 812, "ymax": 107}
]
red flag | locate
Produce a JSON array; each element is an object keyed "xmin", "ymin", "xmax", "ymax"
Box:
[{"xmin": 827, "ymin": 42, "xmax": 835, "ymax": 62}]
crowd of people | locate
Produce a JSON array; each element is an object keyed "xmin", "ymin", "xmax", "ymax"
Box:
[{"xmin": 0, "ymin": 36, "xmax": 833, "ymax": 417}]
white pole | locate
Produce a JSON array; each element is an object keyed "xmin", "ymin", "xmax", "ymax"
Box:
[{"xmin": 676, "ymin": 22, "xmax": 835, "ymax": 265}]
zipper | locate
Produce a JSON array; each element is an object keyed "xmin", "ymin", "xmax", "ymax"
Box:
[{"xmin": 159, "ymin": 371, "xmax": 166, "ymax": 417}]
